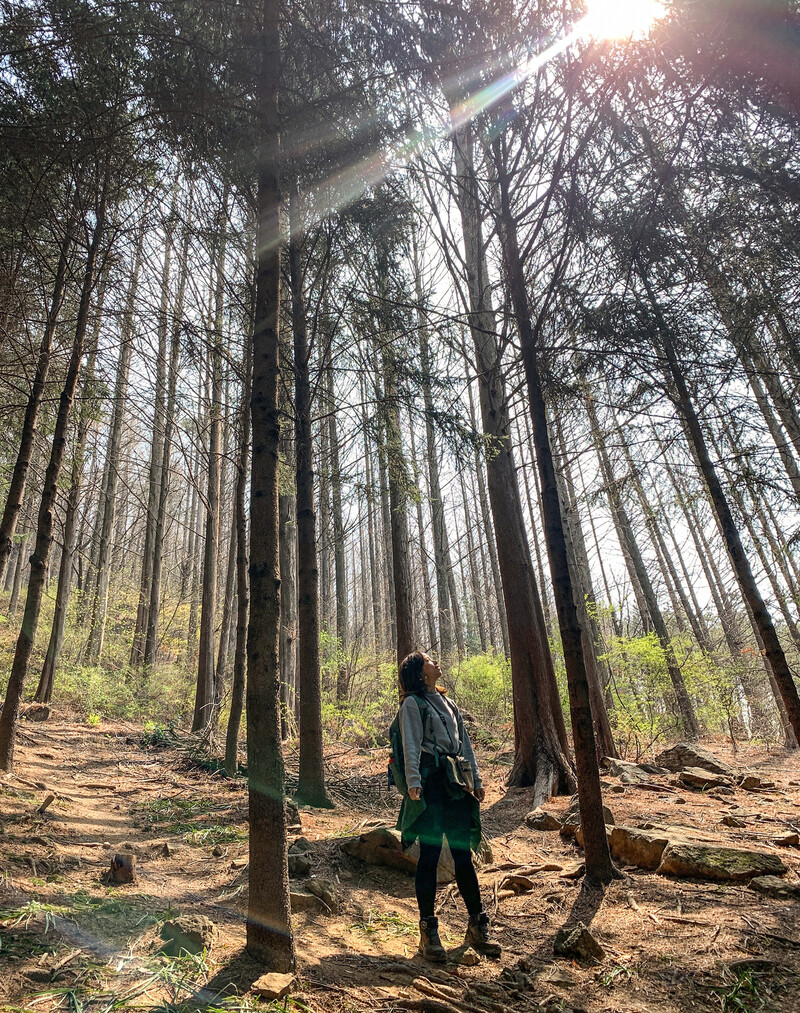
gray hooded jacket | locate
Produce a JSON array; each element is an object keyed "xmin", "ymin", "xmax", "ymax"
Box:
[{"xmin": 399, "ymin": 689, "xmax": 482, "ymax": 792}]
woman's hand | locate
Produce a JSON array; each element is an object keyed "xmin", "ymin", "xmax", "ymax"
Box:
[
  {"xmin": 474, "ymin": 787, "xmax": 485, "ymax": 803},
  {"xmin": 409, "ymin": 787, "xmax": 422, "ymax": 801}
]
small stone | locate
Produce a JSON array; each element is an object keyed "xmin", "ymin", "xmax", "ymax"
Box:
[
  {"xmin": 739, "ymin": 774, "xmax": 761, "ymax": 791},
  {"xmin": 554, "ymin": 922, "xmax": 605, "ymax": 962},
  {"xmin": 525, "ymin": 809, "xmax": 562, "ymax": 832},
  {"xmin": 289, "ymin": 837, "xmax": 313, "ymax": 854},
  {"xmin": 160, "ymin": 841, "xmax": 181, "ymax": 858},
  {"xmin": 610, "ymin": 784, "xmax": 625, "ymax": 794},
  {"xmin": 709, "ymin": 786, "xmax": 735, "ymax": 797},
  {"xmin": 253, "ymin": 973, "xmax": 294, "ymax": 1001},
  {"xmin": 290, "ymin": 889, "xmax": 326, "ymax": 913},
  {"xmin": 721, "ymin": 815, "xmax": 746, "ymax": 828},
  {"xmin": 230, "ymin": 858, "xmax": 248, "ymax": 869},
  {"xmin": 673, "ymin": 797, "xmax": 687, "ymax": 804},
  {"xmin": 458, "ymin": 950, "xmax": 481, "ymax": 966},
  {"xmin": 303, "ymin": 877, "xmax": 339, "ymax": 912},
  {"xmin": 160, "ymin": 914, "xmax": 215, "ymax": 955},
  {"xmin": 773, "ymin": 832, "xmax": 800, "ymax": 847},
  {"xmin": 288, "ymin": 854, "xmax": 312, "ymax": 877},
  {"xmin": 544, "ymin": 965, "xmax": 577, "ymax": 986},
  {"xmin": 748, "ymin": 876, "xmax": 800, "ymax": 900},
  {"xmin": 211, "ymin": 844, "xmax": 224, "ymax": 857},
  {"xmin": 22, "ymin": 704, "xmax": 51, "ymax": 722}
]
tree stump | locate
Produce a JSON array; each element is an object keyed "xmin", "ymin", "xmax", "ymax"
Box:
[{"xmin": 109, "ymin": 853, "xmax": 136, "ymax": 884}]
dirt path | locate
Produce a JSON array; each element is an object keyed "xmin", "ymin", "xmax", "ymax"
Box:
[{"xmin": 1, "ymin": 720, "xmax": 799, "ymax": 1012}]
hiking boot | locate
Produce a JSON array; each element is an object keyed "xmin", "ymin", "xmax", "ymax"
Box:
[
  {"xmin": 465, "ymin": 912, "xmax": 502, "ymax": 958},
  {"xmin": 419, "ymin": 916, "xmax": 446, "ymax": 962}
]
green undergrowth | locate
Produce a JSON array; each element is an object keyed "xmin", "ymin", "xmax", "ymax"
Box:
[{"xmin": 134, "ymin": 796, "xmax": 247, "ymax": 846}]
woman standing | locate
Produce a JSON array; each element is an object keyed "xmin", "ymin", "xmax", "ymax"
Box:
[{"xmin": 397, "ymin": 651, "xmax": 501, "ymax": 962}]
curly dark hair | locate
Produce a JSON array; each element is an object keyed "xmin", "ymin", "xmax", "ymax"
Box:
[{"xmin": 398, "ymin": 651, "xmax": 426, "ymax": 698}]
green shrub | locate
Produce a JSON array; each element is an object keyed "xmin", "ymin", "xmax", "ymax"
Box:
[{"xmin": 448, "ymin": 651, "xmax": 511, "ymax": 725}]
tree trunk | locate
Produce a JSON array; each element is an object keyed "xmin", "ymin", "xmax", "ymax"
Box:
[
  {"xmin": 327, "ymin": 364, "xmax": 349, "ymax": 698},
  {"xmin": 468, "ymin": 386, "xmax": 510, "ymax": 658},
  {"xmin": 224, "ymin": 286, "xmax": 252, "ymax": 778},
  {"xmin": 588, "ymin": 397, "xmax": 701, "ymax": 738},
  {"xmin": 0, "ymin": 188, "xmax": 106, "ymax": 771},
  {"xmin": 84, "ymin": 225, "xmax": 143, "ymax": 662},
  {"xmin": 409, "ymin": 420, "xmax": 437, "ymax": 652},
  {"xmin": 452, "ymin": 121, "xmax": 572, "ymax": 798},
  {"xmin": 644, "ymin": 271, "xmax": 800, "ymax": 746},
  {"xmin": 131, "ymin": 201, "xmax": 176, "ymax": 668},
  {"xmin": 193, "ymin": 207, "xmax": 227, "ymax": 731},
  {"xmin": 289, "ymin": 197, "xmax": 331, "ymax": 808},
  {"xmin": 0, "ymin": 221, "xmax": 73, "ymax": 584},
  {"xmin": 493, "ymin": 138, "xmax": 614, "ymax": 883},
  {"xmin": 246, "ymin": 0, "xmax": 295, "ymax": 963},
  {"xmin": 35, "ymin": 280, "xmax": 105, "ymax": 702},
  {"xmin": 279, "ymin": 473, "xmax": 297, "ymax": 730}
]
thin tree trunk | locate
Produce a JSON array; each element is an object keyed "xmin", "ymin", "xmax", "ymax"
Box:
[
  {"xmin": 289, "ymin": 196, "xmax": 331, "ymax": 808},
  {"xmin": 327, "ymin": 364, "xmax": 349, "ymax": 698},
  {"xmin": 0, "ymin": 221, "xmax": 73, "ymax": 584},
  {"xmin": 409, "ymin": 420, "xmax": 437, "ymax": 651},
  {"xmin": 588, "ymin": 397, "xmax": 700, "ymax": 738},
  {"xmin": 643, "ymin": 270, "xmax": 800, "ymax": 745},
  {"xmin": 224, "ymin": 283, "xmax": 252, "ymax": 777},
  {"xmin": 193, "ymin": 207, "xmax": 227, "ymax": 731},
  {"xmin": 35, "ymin": 281, "xmax": 105, "ymax": 702},
  {"xmin": 0, "ymin": 186, "xmax": 106, "ymax": 771},
  {"xmin": 84, "ymin": 225, "xmax": 143, "ymax": 662}
]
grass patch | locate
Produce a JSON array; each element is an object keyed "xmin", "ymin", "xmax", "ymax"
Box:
[
  {"xmin": 350, "ymin": 908, "xmax": 418, "ymax": 940},
  {"xmin": 134, "ymin": 797, "xmax": 247, "ymax": 847}
]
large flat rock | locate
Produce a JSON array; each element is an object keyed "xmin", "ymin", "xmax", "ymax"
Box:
[
  {"xmin": 609, "ymin": 826, "xmax": 672, "ymax": 870},
  {"xmin": 656, "ymin": 743, "xmax": 734, "ymax": 776},
  {"xmin": 679, "ymin": 767, "xmax": 733, "ymax": 790},
  {"xmin": 657, "ymin": 842, "xmax": 787, "ymax": 882}
]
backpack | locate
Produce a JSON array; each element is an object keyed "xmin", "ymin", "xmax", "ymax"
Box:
[{"xmin": 387, "ymin": 695, "xmax": 429, "ymax": 795}]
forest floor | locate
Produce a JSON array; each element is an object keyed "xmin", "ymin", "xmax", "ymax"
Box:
[{"xmin": 1, "ymin": 719, "xmax": 799, "ymax": 1013}]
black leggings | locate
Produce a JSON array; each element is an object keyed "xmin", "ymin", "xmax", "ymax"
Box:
[
  {"xmin": 413, "ymin": 764, "xmax": 482, "ymax": 920},
  {"xmin": 416, "ymin": 840, "xmax": 482, "ymax": 919}
]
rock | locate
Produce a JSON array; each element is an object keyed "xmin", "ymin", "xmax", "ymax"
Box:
[
  {"xmin": 773, "ymin": 832, "xmax": 800, "ymax": 847},
  {"xmin": 289, "ymin": 836, "xmax": 313, "ymax": 854},
  {"xmin": 303, "ymin": 877, "xmax": 339, "ymax": 912},
  {"xmin": 673, "ymin": 797, "xmax": 687, "ymax": 804},
  {"xmin": 609, "ymin": 826, "xmax": 672, "ymax": 871},
  {"xmin": 525, "ymin": 809, "xmax": 562, "ymax": 832},
  {"xmin": 605, "ymin": 759, "xmax": 655, "ymax": 784},
  {"xmin": 290, "ymin": 888, "xmax": 326, "ymax": 913},
  {"xmin": 554, "ymin": 922, "xmax": 605, "ymax": 962},
  {"xmin": 211, "ymin": 844, "xmax": 224, "ymax": 857},
  {"xmin": 230, "ymin": 858, "xmax": 247, "ymax": 869},
  {"xmin": 108, "ymin": 853, "xmax": 135, "ymax": 884},
  {"xmin": 160, "ymin": 915, "xmax": 215, "ymax": 955},
  {"xmin": 22, "ymin": 704, "xmax": 51, "ymax": 722},
  {"xmin": 285, "ymin": 800, "xmax": 301, "ymax": 828},
  {"xmin": 748, "ymin": 876, "xmax": 800, "ymax": 900},
  {"xmin": 721, "ymin": 815, "xmax": 746, "ymax": 828},
  {"xmin": 458, "ymin": 950, "xmax": 481, "ymax": 966},
  {"xmin": 709, "ymin": 786, "xmax": 735, "ymax": 797},
  {"xmin": 341, "ymin": 825, "xmax": 477, "ymax": 883},
  {"xmin": 544, "ymin": 965, "xmax": 577, "ymax": 986},
  {"xmin": 253, "ymin": 973, "xmax": 294, "ymax": 1001},
  {"xmin": 657, "ymin": 843, "xmax": 788, "ymax": 882},
  {"xmin": 288, "ymin": 854, "xmax": 312, "ymax": 877},
  {"xmin": 678, "ymin": 767, "xmax": 732, "ymax": 791},
  {"xmin": 610, "ymin": 784, "xmax": 625, "ymax": 794},
  {"xmin": 655, "ymin": 743, "xmax": 734, "ymax": 776},
  {"xmin": 160, "ymin": 841, "xmax": 180, "ymax": 858},
  {"xmin": 560, "ymin": 799, "xmax": 614, "ymax": 839},
  {"xmin": 739, "ymin": 774, "xmax": 761, "ymax": 791}
]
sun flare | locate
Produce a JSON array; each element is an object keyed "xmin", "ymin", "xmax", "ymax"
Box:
[{"xmin": 580, "ymin": 0, "xmax": 666, "ymax": 40}]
